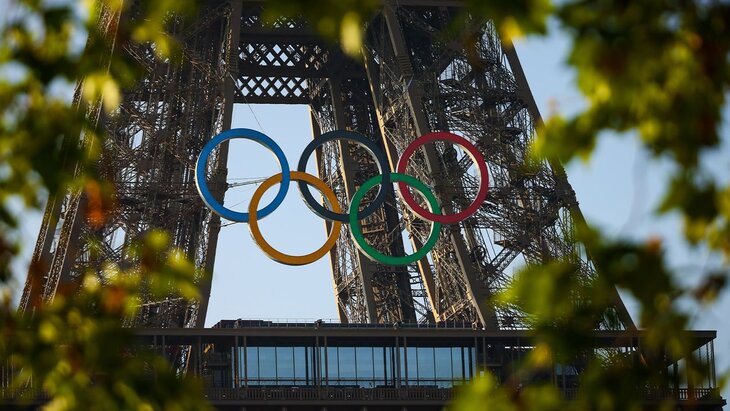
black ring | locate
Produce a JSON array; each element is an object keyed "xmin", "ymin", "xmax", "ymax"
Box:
[{"xmin": 297, "ymin": 130, "xmax": 391, "ymax": 222}]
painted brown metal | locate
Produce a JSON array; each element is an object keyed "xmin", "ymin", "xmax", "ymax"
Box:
[{"xmin": 23, "ymin": 0, "xmax": 634, "ymax": 330}]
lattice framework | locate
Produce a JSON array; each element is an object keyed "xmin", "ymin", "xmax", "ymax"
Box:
[{"xmin": 23, "ymin": 0, "xmax": 633, "ymax": 332}]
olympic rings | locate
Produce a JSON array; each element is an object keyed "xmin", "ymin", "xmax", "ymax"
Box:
[
  {"xmin": 350, "ymin": 173, "xmax": 441, "ymax": 266},
  {"xmin": 248, "ymin": 172, "xmax": 342, "ymax": 266},
  {"xmin": 194, "ymin": 129, "xmax": 489, "ymax": 266},
  {"xmin": 396, "ymin": 132, "xmax": 489, "ymax": 225},
  {"xmin": 196, "ymin": 128, "xmax": 290, "ymax": 222},
  {"xmin": 297, "ymin": 130, "xmax": 390, "ymax": 222}
]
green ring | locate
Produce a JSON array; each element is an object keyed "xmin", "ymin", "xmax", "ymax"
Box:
[{"xmin": 349, "ymin": 173, "xmax": 442, "ymax": 265}]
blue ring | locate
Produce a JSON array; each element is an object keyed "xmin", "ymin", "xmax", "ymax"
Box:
[
  {"xmin": 195, "ymin": 128, "xmax": 290, "ymax": 222},
  {"xmin": 297, "ymin": 130, "xmax": 391, "ymax": 222}
]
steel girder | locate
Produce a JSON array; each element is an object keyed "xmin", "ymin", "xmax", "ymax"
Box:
[
  {"xmin": 22, "ymin": 1, "xmax": 240, "ymax": 330},
  {"xmin": 23, "ymin": 0, "xmax": 633, "ymax": 331}
]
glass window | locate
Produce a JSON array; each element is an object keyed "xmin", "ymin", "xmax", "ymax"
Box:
[
  {"xmin": 417, "ymin": 347, "xmax": 436, "ymax": 385},
  {"xmin": 338, "ymin": 347, "xmax": 356, "ymax": 382},
  {"xmin": 241, "ymin": 344, "xmax": 483, "ymax": 388},
  {"xmin": 399, "ymin": 347, "xmax": 407, "ymax": 383},
  {"xmin": 277, "ymin": 347, "xmax": 294, "ymax": 384},
  {"xmin": 452, "ymin": 347, "xmax": 464, "ymax": 380},
  {"xmin": 406, "ymin": 347, "xmax": 418, "ymax": 382},
  {"xmin": 326, "ymin": 346, "xmax": 338, "ymax": 382},
  {"xmin": 356, "ymin": 347, "xmax": 374, "ymax": 385},
  {"xmin": 245, "ymin": 347, "xmax": 259, "ymax": 383},
  {"xmin": 293, "ymin": 347, "xmax": 307, "ymax": 383},
  {"xmin": 236, "ymin": 347, "xmax": 244, "ymax": 386},
  {"xmin": 258, "ymin": 347, "xmax": 276, "ymax": 381},
  {"xmin": 309, "ymin": 347, "xmax": 318, "ymax": 385},
  {"xmin": 435, "ymin": 347, "xmax": 453, "ymax": 385},
  {"xmin": 373, "ymin": 347, "xmax": 388, "ymax": 386}
]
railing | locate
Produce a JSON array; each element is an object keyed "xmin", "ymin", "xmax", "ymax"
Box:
[
  {"xmin": 560, "ymin": 387, "xmax": 719, "ymax": 401},
  {"xmin": 1, "ymin": 386, "xmax": 721, "ymax": 404},
  {"xmin": 203, "ymin": 386, "xmax": 454, "ymax": 402},
  {"xmin": 212, "ymin": 318, "xmax": 484, "ymax": 329},
  {"xmin": 656, "ymin": 388, "xmax": 717, "ymax": 401},
  {"xmin": 201, "ymin": 386, "xmax": 724, "ymax": 403},
  {"xmin": 0, "ymin": 388, "xmax": 49, "ymax": 401}
]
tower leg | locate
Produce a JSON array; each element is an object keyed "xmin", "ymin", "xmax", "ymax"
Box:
[{"xmin": 310, "ymin": 75, "xmax": 421, "ymax": 323}]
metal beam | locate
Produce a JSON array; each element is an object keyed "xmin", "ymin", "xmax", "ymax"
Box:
[
  {"xmin": 503, "ymin": 43, "xmax": 636, "ymax": 331},
  {"xmin": 382, "ymin": 3, "xmax": 498, "ymax": 328},
  {"xmin": 195, "ymin": 0, "xmax": 244, "ymax": 328},
  {"xmin": 328, "ymin": 79, "xmax": 379, "ymax": 322}
]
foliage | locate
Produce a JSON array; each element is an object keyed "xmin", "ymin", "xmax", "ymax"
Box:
[
  {"xmin": 457, "ymin": 0, "xmax": 730, "ymax": 409},
  {"xmin": 1, "ymin": 230, "xmax": 208, "ymax": 411},
  {"xmin": 1, "ymin": 0, "xmax": 210, "ymax": 410},
  {"xmin": 539, "ymin": 1, "xmax": 730, "ymax": 260},
  {"xmin": 0, "ymin": 0, "xmax": 728, "ymax": 410}
]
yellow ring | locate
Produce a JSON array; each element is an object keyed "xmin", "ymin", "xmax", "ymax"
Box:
[{"xmin": 248, "ymin": 171, "xmax": 342, "ymax": 266}]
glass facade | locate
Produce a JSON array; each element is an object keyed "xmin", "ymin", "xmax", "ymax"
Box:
[
  {"xmin": 236, "ymin": 345, "xmax": 474, "ymax": 388},
  {"xmin": 137, "ymin": 324, "xmax": 723, "ymax": 408},
  {"xmin": 242, "ymin": 346, "xmax": 313, "ymax": 385}
]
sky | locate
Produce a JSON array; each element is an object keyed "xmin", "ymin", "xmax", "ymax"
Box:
[
  {"xmin": 9, "ymin": 14, "xmax": 728, "ymax": 397},
  {"xmin": 515, "ymin": 26, "xmax": 730, "ymax": 392}
]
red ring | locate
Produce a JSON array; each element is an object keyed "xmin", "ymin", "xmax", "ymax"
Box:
[{"xmin": 396, "ymin": 132, "xmax": 489, "ymax": 225}]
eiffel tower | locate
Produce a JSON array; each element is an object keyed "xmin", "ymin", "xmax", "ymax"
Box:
[
  {"xmin": 20, "ymin": 0, "xmax": 635, "ymax": 330},
  {"xmin": 13, "ymin": 1, "xmax": 726, "ymax": 410}
]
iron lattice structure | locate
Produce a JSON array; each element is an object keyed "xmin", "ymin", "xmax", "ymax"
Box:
[{"xmin": 22, "ymin": 0, "xmax": 634, "ymax": 331}]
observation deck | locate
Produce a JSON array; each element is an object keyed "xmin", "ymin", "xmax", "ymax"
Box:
[{"xmin": 1, "ymin": 320, "xmax": 725, "ymax": 410}]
